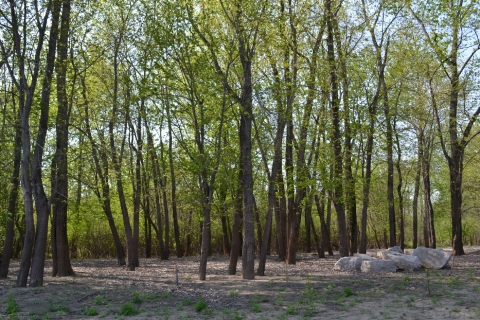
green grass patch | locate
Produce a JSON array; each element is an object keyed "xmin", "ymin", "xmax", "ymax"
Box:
[
  {"xmin": 193, "ymin": 297, "xmax": 207, "ymax": 312},
  {"xmin": 6, "ymin": 294, "xmax": 19, "ymax": 314},
  {"xmin": 131, "ymin": 291, "xmax": 143, "ymax": 304},
  {"xmin": 343, "ymin": 288, "xmax": 355, "ymax": 297},
  {"xmin": 119, "ymin": 302, "xmax": 139, "ymax": 316},
  {"xmin": 82, "ymin": 306, "xmax": 99, "ymax": 316}
]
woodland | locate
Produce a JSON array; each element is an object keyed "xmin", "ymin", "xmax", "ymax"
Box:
[{"xmin": 0, "ymin": 0, "xmax": 479, "ymax": 288}]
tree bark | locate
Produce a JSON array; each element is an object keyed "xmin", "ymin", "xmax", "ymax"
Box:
[
  {"xmin": 326, "ymin": 0, "xmax": 348, "ymax": 257},
  {"xmin": 228, "ymin": 170, "xmax": 243, "ymax": 275},
  {"xmin": 412, "ymin": 134, "xmax": 421, "ymax": 249},
  {"xmin": 0, "ymin": 106, "xmax": 21, "ymax": 278},
  {"xmin": 51, "ymin": 0, "xmax": 74, "ymax": 277},
  {"xmin": 166, "ymin": 104, "xmax": 183, "ymax": 258}
]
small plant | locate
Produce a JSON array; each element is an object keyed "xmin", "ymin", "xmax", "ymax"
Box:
[
  {"xmin": 448, "ymin": 276, "xmax": 460, "ymax": 287},
  {"xmin": 82, "ymin": 307, "xmax": 99, "ymax": 316},
  {"xmin": 250, "ymin": 292, "xmax": 260, "ymax": 304},
  {"xmin": 425, "ymin": 268, "xmax": 432, "ymax": 296},
  {"xmin": 229, "ymin": 289, "xmax": 239, "ymax": 297},
  {"xmin": 131, "ymin": 291, "xmax": 143, "ymax": 304},
  {"xmin": 343, "ymin": 288, "xmax": 355, "ymax": 297},
  {"xmin": 7, "ymin": 314, "xmax": 20, "ymax": 320},
  {"xmin": 193, "ymin": 297, "xmax": 207, "ymax": 312},
  {"xmin": 286, "ymin": 303, "xmax": 296, "ymax": 315},
  {"xmin": 467, "ymin": 268, "xmax": 476, "ymax": 281},
  {"xmin": 93, "ymin": 295, "xmax": 107, "ymax": 305},
  {"xmin": 250, "ymin": 303, "xmax": 261, "ymax": 313},
  {"xmin": 275, "ymin": 294, "xmax": 284, "ymax": 306},
  {"xmin": 160, "ymin": 291, "xmax": 171, "ymax": 298},
  {"xmin": 119, "ymin": 302, "xmax": 139, "ymax": 316},
  {"xmin": 176, "ymin": 297, "xmax": 192, "ymax": 310},
  {"xmin": 142, "ymin": 293, "xmax": 158, "ymax": 300},
  {"xmin": 48, "ymin": 299, "xmax": 70, "ymax": 313},
  {"xmin": 161, "ymin": 306, "xmax": 172, "ymax": 317},
  {"xmin": 232, "ymin": 309, "xmax": 244, "ymax": 320},
  {"xmin": 302, "ymin": 301, "xmax": 316, "ymax": 317},
  {"xmin": 6, "ymin": 294, "xmax": 19, "ymax": 314},
  {"xmin": 402, "ymin": 276, "xmax": 410, "ymax": 288}
]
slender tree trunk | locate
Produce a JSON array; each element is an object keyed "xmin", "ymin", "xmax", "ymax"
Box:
[
  {"xmin": 254, "ymin": 199, "xmax": 262, "ymax": 254},
  {"xmin": 333, "ymin": 13, "xmax": 357, "ymax": 255},
  {"xmin": 412, "ymin": 134, "xmax": 421, "ymax": 248},
  {"xmin": 420, "ymin": 129, "xmax": 436, "ymax": 248},
  {"xmin": 385, "ymin": 103, "xmax": 396, "ymax": 248},
  {"xmin": 110, "ymin": 37, "xmax": 136, "ymax": 271},
  {"xmin": 29, "ymin": 0, "xmax": 64, "ymax": 287},
  {"xmin": 0, "ymin": 108, "xmax": 21, "ymax": 278},
  {"xmin": 160, "ymin": 141, "xmax": 170, "ymax": 260},
  {"xmin": 145, "ymin": 124, "xmax": 166, "ymax": 258},
  {"xmin": 82, "ymin": 78, "xmax": 125, "ymax": 265},
  {"xmin": 275, "ymin": 170, "xmax": 287, "ymax": 261},
  {"xmin": 221, "ymin": 214, "xmax": 231, "ymax": 256},
  {"xmin": 166, "ymin": 104, "xmax": 183, "ymax": 258},
  {"xmin": 228, "ymin": 167, "xmax": 243, "ymax": 275},
  {"xmin": 326, "ymin": 0, "xmax": 348, "ymax": 256},
  {"xmin": 394, "ymin": 118, "xmax": 405, "ymax": 250},
  {"xmin": 51, "ymin": 0, "xmax": 73, "ymax": 277},
  {"xmin": 199, "ymin": 182, "xmax": 212, "ymax": 280},
  {"xmin": 359, "ymin": 98, "xmax": 377, "ymax": 253}
]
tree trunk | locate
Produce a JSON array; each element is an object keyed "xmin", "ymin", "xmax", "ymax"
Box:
[
  {"xmin": 274, "ymin": 172, "xmax": 287, "ymax": 260},
  {"xmin": 145, "ymin": 125, "xmax": 166, "ymax": 258},
  {"xmin": 29, "ymin": 0, "xmax": 63, "ymax": 287},
  {"xmin": 420, "ymin": 129, "xmax": 436, "ymax": 248},
  {"xmin": 326, "ymin": 0, "xmax": 348, "ymax": 257},
  {"xmin": 0, "ymin": 109, "xmax": 21, "ymax": 278},
  {"xmin": 228, "ymin": 175, "xmax": 243, "ymax": 275},
  {"xmin": 333, "ymin": 12, "xmax": 357, "ymax": 255},
  {"xmin": 198, "ymin": 184, "xmax": 212, "ymax": 280},
  {"xmin": 166, "ymin": 105, "xmax": 183, "ymax": 258},
  {"xmin": 110, "ymin": 36, "xmax": 136, "ymax": 271},
  {"xmin": 82, "ymin": 78, "xmax": 125, "ymax": 266},
  {"xmin": 412, "ymin": 134, "xmax": 421, "ymax": 249},
  {"xmin": 51, "ymin": 0, "xmax": 74, "ymax": 277},
  {"xmin": 254, "ymin": 199, "xmax": 262, "ymax": 254},
  {"xmin": 160, "ymin": 142, "xmax": 170, "ymax": 260},
  {"xmin": 359, "ymin": 97, "xmax": 377, "ymax": 253},
  {"xmin": 394, "ymin": 118, "xmax": 405, "ymax": 250}
]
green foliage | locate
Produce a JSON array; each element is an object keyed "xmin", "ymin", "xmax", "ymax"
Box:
[
  {"xmin": 118, "ymin": 302, "xmax": 139, "ymax": 316},
  {"xmin": 250, "ymin": 303, "xmax": 261, "ymax": 313},
  {"xmin": 193, "ymin": 297, "xmax": 207, "ymax": 312},
  {"xmin": 93, "ymin": 295, "xmax": 107, "ymax": 305},
  {"xmin": 286, "ymin": 303, "xmax": 296, "ymax": 315},
  {"xmin": 82, "ymin": 306, "xmax": 99, "ymax": 316},
  {"xmin": 131, "ymin": 291, "xmax": 143, "ymax": 304},
  {"xmin": 5, "ymin": 294, "xmax": 19, "ymax": 314},
  {"xmin": 48, "ymin": 299, "xmax": 70, "ymax": 313},
  {"xmin": 343, "ymin": 288, "xmax": 355, "ymax": 297}
]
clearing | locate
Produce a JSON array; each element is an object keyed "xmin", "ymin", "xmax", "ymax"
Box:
[{"xmin": 1, "ymin": 247, "xmax": 480, "ymax": 319}]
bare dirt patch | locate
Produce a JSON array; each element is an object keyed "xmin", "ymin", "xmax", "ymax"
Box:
[{"xmin": 1, "ymin": 247, "xmax": 480, "ymax": 319}]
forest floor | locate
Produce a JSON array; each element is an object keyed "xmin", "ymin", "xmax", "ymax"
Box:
[{"xmin": 1, "ymin": 247, "xmax": 480, "ymax": 320}]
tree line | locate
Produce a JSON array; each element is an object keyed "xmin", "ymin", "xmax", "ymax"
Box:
[{"xmin": 0, "ymin": 0, "xmax": 479, "ymax": 285}]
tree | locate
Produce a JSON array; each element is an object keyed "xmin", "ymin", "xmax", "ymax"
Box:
[
  {"xmin": 51, "ymin": 0, "xmax": 74, "ymax": 277},
  {"xmin": 408, "ymin": 0, "xmax": 480, "ymax": 254},
  {"xmin": 187, "ymin": 0, "xmax": 266, "ymax": 280},
  {"xmin": 1, "ymin": 0, "xmax": 62, "ymax": 287}
]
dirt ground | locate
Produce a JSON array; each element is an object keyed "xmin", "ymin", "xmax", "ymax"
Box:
[{"xmin": 1, "ymin": 247, "xmax": 480, "ymax": 319}]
